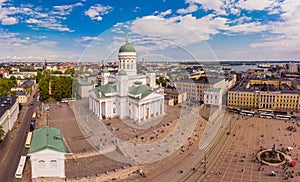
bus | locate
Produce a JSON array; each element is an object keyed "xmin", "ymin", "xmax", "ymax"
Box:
[
  {"xmin": 227, "ymin": 107, "xmax": 240, "ymax": 114},
  {"xmin": 25, "ymin": 132, "xmax": 32, "ymax": 149},
  {"xmin": 32, "ymin": 112, "xmax": 37, "ymax": 120},
  {"xmin": 15, "ymin": 156, "xmax": 27, "ymax": 179},
  {"xmin": 61, "ymin": 98, "xmax": 76, "ymax": 103},
  {"xmin": 258, "ymin": 109, "xmax": 273, "ymax": 114},
  {"xmin": 240, "ymin": 110, "xmax": 255, "ymax": 116},
  {"xmin": 260, "ymin": 112, "xmax": 274, "ymax": 119},
  {"xmin": 275, "ymin": 115, "xmax": 291, "ymax": 121}
]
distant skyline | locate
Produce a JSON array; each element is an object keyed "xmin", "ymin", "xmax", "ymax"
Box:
[{"xmin": 0, "ymin": 0, "xmax": 299, "ymax": 62}]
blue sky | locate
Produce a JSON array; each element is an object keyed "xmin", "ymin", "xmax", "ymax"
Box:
[{"xmin": 0, "ymin": 0, "xmax": 299, "ymax": 62}]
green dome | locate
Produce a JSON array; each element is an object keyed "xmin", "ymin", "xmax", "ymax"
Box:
[
  {"xmin": 118, "ymin": 69, "xmax": 127, "ymax": 76},
  {"xmin": 147, "ymin": 67, "xmax": 154, "ymax": 73},
  {"xmin": 119, "ymin": 36, "xmax": 136, "ymax": 53},
  {"xmin": 119, "ymin": 42, "xmax": 136, "ymax": 53},
  {"xmin": 102, "ymin": 67, "xmax": 109, "ymax": 73}
]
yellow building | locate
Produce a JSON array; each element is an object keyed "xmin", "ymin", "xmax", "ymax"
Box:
[
  {"xmin": 227, "ymin": 79, "xmax": 300, "ymax": 111},
  {"xmin": 164, "ymin": 88, "xmax": 187, "ymax": 105}
]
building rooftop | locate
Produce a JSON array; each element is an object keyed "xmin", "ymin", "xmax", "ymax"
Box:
[
  {"xmin": 204, "ymin": 87, "xmax": 221, "ymax": 93},
  {"xmin": 18, "ymin": 79, "xmax": 34, "ymax": 89},
  {"xmin": 164, "ymin": 88, "xmax": 185, "ymax": 95},
  {"xmin": 175, "ymin": 77, "xmax": 224, "ymax": 85},
  {"xmin": 129, "ymin": 84, "xmax": 155, "ymax": 100},
  {"xmin": 94, "ymin": 84, "xmax": 117, "ymax": 98},
  {"xmin": 29, "ymin": 126, "xmax": 67, "ymax": 154},
  {"xmin": 229, "ymin": 77, "xmax": 300, "ymax": 94},
  {"xmin": 77, "ymin": 78, "xmax": 92, "ymax": 86},
  {"xmin": 16, "ymin": 90, "xmax": 28, "ymax": 96},
  {"xmin": 0, "ymin": 96, "xmax": 17, "ymax": 118}
]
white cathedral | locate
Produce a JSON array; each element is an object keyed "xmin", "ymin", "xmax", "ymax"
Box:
[{"xmin": 89, "ymin": 37, "xmax": 165, "ymax": 122}]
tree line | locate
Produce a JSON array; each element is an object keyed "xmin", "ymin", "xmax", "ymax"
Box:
[{"xmin": 38, "ymin": 70, "xmax": 73, "ymax": 101}]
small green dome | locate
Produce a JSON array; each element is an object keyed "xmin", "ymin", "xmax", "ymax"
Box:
[
  {"xmin": 119, "ymin": 35, "xmax": 136, "ymax": 53},
  {"xmin": 102, "ymin": 67, "xmax": 109, "ymax": 73},
  {"xmin": 147, "ymin": 67, "xmax": 154, "ymax": 73},
  {"xmin": 118, "ymin": 69, "xmax": 127, "ymax": 76}
]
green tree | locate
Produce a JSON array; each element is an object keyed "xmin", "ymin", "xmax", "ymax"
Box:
[
  {"xmin": 8, "ymin": 76, "xmax": 17, "ymax": 88},
  {"xmin": 39, "ymin": 78, "xmax": 49, "ymax": 101},
  {"xmin": 64, "ymin": 69, "xmax": 75, "ymax": 76},
  {"xmin": 52, "ymin": 70, "xmax": 63, "ymax": 74},
  {"xmin": 0, "ymin": 79, "xmax": 9, "ymax": 96},
  {"xmin": 51, "ymin": 77, "xmax": 62, "ymax": 100},
  {"xmin": 50, "ymin": 76, "xmax": 73, "ymax": 100},
  {"xmin": 156, "ymin": 77, "xmax": 167, "ymax": 87},
  {"xmin": 36, "ymin": 71, "xmax": 42, "ymax": 83}
]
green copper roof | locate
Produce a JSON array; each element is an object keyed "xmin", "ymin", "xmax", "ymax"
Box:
[
  {"xmin": 204, "ymin": 87, "xmax": 221, "ymax": 93},
  {"xmin": 94, "ymin": 84, "xmax": 117, "ymax": 98},
  {"xmin": 29, "ymin": 126, "xmax": 66, "ymax": 154},
  {"xmin": 119, "ymin": 36, "xmax": 136, "ymax": 53},
  {"xmin": 102, "ymin": 67, "xmax": 109, "ymax": 73},
  {"xmin": 129, "ymin": 85, "xmax": 154, "ymax": 100},
  {"xmin": 118, "ymin": 69, "xmax": 127, "ymax": 75},
  {"xmin": 77, "ymin": 78, "xmax": 92, "ymax": 86},
  {"xmin": 147, "ymin": 67, "xmax": 154, "ymax": 73}
]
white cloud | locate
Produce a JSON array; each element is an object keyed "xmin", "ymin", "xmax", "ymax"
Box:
[
  {"xmin": 248, "ymin": 0, "xmax": 300, "ymax": 54},
  {"xmin": 177, "ymin": 4, "xmax": 198, "ymax": 14},
  {"xmin": 76, "ymin": 36, "xmax": 102, "ymax": 43},
  {"xmin": 184, "ymin": 0, "xmax": 226, "ymax": 14},
  {"xmin": 1, "ymin": 16, "xmax": 18, "ymax": 25},
  {"xmin": 52, "ymin": 2, "xmax": 83, "ymax": 16},
  {"xmin": 224, "ymin": 22, "xmax": 269, "ymax": 34},
  {"xmin": 236, "ymin": 0, "xmax": 274, "ymax": 11},
  {"xmin": 159, "ymin": 9, "xmax": 172, "ymax": 17},
  {"xmin": 85, "ymin": 4, "xmax": 113, "ymax": 21},
  {"xmin": 0, "ymin": 29, "xmax": 79, "ymax": 61},
  {"xmin": 129, "ymin": 14, "xmax": 225, "ymax": 48},
  {"xmin": 26, "ymin": 18, "xmax": 41, "ymax": 24}
]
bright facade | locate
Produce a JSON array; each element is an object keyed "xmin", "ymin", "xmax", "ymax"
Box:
[
  {"xmin": 204, "ymin": 87, "xmax": 222, "ymax": 106},
  {"xmin": 89, "ymin": 37, "xmax": 164, "ymax": 122},
  {"xmin": 0, "ymin": 96, "xmax": 19, "ymax": 139},
  {"xmin": 28, "ymin": 126, "xmax": 67, "ymax": 179},
  {"xmin": 227, "ymin": 79, "xmax": 300, "ymax": 111}
]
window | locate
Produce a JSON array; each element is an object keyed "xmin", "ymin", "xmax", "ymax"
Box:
[
  {"xmin": 38, "ymin": 160, "xmax": 45, "ymax": 168},
  {"xmin": 50, "ymin": 160, "xmax": 57, "ymax": 168}
]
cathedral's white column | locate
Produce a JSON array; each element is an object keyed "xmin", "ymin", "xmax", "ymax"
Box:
[
  {"xmin": 143, "ymin": 104, "xmax": 146, "ymax": 120},
  {"xmin": 93, "ymin": 99, "xmax": 95, "ymax": 113},
  {"xmin": 149, "ymin": 103, "xmax": 151, "ymax": 119},
  {"xmin": 138, "ymin": 105, "xmax": 141, "ymax": 122},
  {"xmin": 156, "ymin": 100, "xmax": 159, "ymax": 116},
  {"xmin": 99, "ymin": 101, "xmax": 102, "ymax": 119},
  {"xmin": 161, "ymin": 99, "xmax": 165, "ymax": 115}
]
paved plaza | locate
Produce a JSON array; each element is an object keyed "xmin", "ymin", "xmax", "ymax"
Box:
[
  {"xmin": 201, "ymin": 114, "xmax": 300, "ymax": 182},
  {"xmin": 43, "ymin": 99, "xmax": 300, "ymax": 182}
]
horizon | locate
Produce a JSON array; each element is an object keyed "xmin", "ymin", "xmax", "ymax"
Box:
[{"xmin": 0, "ymin": 0, "xmax": 299, "ymax": 62}]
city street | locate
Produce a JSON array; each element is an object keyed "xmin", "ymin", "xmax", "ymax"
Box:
[{"xmin": 0, "ymin": 89, "xmax": 39, "ymax": 182}]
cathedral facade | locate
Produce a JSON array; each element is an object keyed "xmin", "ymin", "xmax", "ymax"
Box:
[{"xmin": 89, "ymin": 37, "xmax": 165, "ymax": 122}]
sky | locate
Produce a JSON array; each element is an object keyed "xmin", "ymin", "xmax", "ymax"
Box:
[{"xmin": 0, "ymin": 0, "xmax": 299, "ymax": 62}]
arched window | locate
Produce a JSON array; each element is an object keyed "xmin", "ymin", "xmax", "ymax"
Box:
[
  {"xmin": 38, "ymin": 160, "xmax": 45, "ymax": 168},
  {"xmin": 50, "ymin": 160, "xmax": 57, "ymax": 168}
]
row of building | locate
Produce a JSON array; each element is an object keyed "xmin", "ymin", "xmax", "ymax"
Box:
[{"xmin": 227, "ymin": 76, "xmax": 300, "ymax": 112}]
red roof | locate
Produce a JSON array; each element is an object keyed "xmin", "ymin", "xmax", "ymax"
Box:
[{"xmin": 0, "ymin": 69, "xmax": 9, "ymax": 73}]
